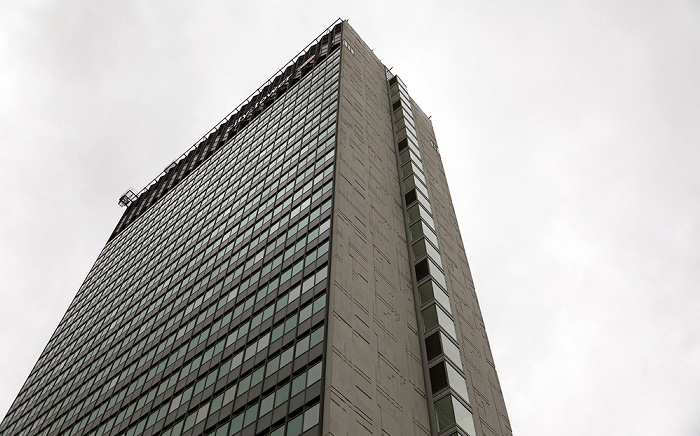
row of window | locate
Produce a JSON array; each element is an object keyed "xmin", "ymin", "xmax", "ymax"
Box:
[
  {"xmin": 170, "ymin": 338, "xmax": 324, "ymax": 436},
  {"xmin": 49, "ymin": 246, "xmax": 329, "ymax": 436},
  {"xmin": 52, "ymin": 119, "xmax": 336, "ymax": 390},
  {"xmin": 19, "ymin": 47, "xmax": 341, "ymax": 403},
  {"xmin": 51, "ymin": 204, "xmax": 332, "ymax": 436},
  {"xmin": 77, "ymin": 312, "xmax": 325, "ymax": 436},
  {"xmin": 40, "ymin": 103, "xmax": 336, "ymax": 392},
  {"xmin": 43, "ymin": 53, "xmax": 342, "ymax": 436},
  {"xmin": 97, "ymin": 298, "xmax": 326, "ymax": 436},
  {"xmin": 389, "ymin": 75, "xmax": 475, "ymax": 436},
  {"xmin": 38, "ymin": 152, "xmax": 335, "ymax": 428},
  {"xmin": 4, "ymin": 48, "xmax": 341, "ymax": 436},
  {"xmin": 23, "ymin": 90, "xmax": 340, "ymax": 420},
  {"xmin": 80, "ymin": 257, "xmax": 328, "ymax": 433}
]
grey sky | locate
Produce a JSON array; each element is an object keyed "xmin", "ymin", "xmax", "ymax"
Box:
[{"xmin": 1, "ymin": 1, "xmax": 699, "ymax": 435}]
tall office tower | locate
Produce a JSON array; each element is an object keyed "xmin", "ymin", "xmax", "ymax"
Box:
[{"xmin": 0, "ymin": 20, "xmax": 509, "ymax": 436}]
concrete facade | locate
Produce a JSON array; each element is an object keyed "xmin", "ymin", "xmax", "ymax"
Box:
[
  {"xmin": 323, "ymin": 22, "xmax": 511, "ymax": 436},
  {"xmin": 324, "ymin": 23, "xmax": 432, "ymax": 436}
]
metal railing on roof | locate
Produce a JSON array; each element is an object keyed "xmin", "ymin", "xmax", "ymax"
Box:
[{"xmin": 124, "ymin": 18, "xmax": 343, "ymax": 204}]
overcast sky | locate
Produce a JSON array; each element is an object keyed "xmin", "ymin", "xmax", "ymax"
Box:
[{"xmin": 1, "ymin": 1, "xmax": 699, "ymax": 435}]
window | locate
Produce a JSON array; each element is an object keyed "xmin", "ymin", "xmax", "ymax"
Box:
[
  {"xmin": 421, "ymin": 304, "xmax": 457, "ymax": 339},
  {"xmin": 425, "ymin": 331, "xmax": 462, "ymax": 369},
  {"xmin": 429, "ymin": 362, "xmax": 449, "ymax": 393},
  {"xmin": 414, "ymin": 257, "xmax": 447, "ymax": 291},
  {"xmin": 406, "ymin": 202, "xmax": 434, "ymax": 229},
  {"xmin": 417, "ymin": 280, "xmax": 450, "ymax": 311},
  {"xmin": 433, "ymin": 395, "xmax": 476, "ymax": 435},
  {"xmin": 409, "ymin": 220, "xmax": 439, "ymax": 248},
  {"xmin": 411, "ymin": 238, "xmax": 441, "ymax": 265}
]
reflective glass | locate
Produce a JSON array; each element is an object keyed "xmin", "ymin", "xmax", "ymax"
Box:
[
  {"xmin": 441, "ymin": 334, "xmax": 463, "ymax": 370},
  {"xmin": 433, "ymin": 395, "xmax": 455, "ymax": 432},
  {"xmin": 409, "ymin": 221, "xmax": 438, "ymax": 248},
  {"xmin": 411, "ymin": 238, "xmax": 441, "ymax": 265},
  {"xmin": 417, "ymin": 279, "xmax": 450, "ymax": 311},
  {"xmin": 414, "ymin": 258, "xmax": 447, "ymax": 291},
  {"xmin": 446, "ymin": 362, "xmax": 470, "ymax": 404},
  {"xmin": 421, "ymin": 303, "xmax": 457, "ymax": 339},
  {"xmin": 433, "ymin": 395, "xmax": 475, "ymax": 434}
]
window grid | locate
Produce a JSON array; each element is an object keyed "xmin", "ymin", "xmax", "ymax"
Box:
[{"xmin": 2, "ymin": 43, "xmax": 341, "ymax": 436}]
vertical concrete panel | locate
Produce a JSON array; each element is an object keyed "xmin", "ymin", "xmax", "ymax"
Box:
[{"xmin": 323, "ymin": 22, "xmax": 430, "ymax": 436}]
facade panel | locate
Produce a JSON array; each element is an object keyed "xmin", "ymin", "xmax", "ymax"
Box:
[{"xmin": 324, "ymin": 23, "xmax": 432, "ymax": 436}]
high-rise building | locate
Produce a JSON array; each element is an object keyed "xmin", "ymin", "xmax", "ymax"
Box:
[{"xmin": 0, "ymin": 20, "xmax": 510, "ymax": 436}]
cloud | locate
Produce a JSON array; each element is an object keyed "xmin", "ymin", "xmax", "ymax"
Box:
[{"xmin": 1, "ymin": 1, "xmax": 699, "ymax": 435}]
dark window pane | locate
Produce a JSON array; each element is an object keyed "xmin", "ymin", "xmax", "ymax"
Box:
[
  {"xmin": 415, "ymin": 258, "xmax": 429, "ymax": 282},
  {"xmin": 429, "ymin": 362, "xmax": 448, "ymax": 394},
  {"xmin": 425, "ymin": 332, "xmax": 442, "ymax": 361},
  {"xmin": 397, "ymin": 138, "xmax": 408, "ymax": 151},
  {"xmin": 405, "ymin": 188, "xmax": 417, "ymax": 206}
]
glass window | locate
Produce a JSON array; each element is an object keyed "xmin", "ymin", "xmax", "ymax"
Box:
[
  {"xmin": 295, "ymin": 335, "xmax": 310, "ymax": 357},
  {"xmin": 259, "ymin": 392, "xmax": 275, "ymax": 417},
  {"xmin": 446, "ymin": 362, "xmax": 470, "ymax": 404},
  {"xmin": 210, "ymin": 392, "xmax": 223, "ymax": 413},
  {"xmin": 412, "ymin": 238, "xmax": 427, "ymax": 259},
  {"xmin": 291, "ymin": 372, "xmax": 307, "ymax": 397},
  {"xmin": 421, "ymin": 303, "xmax": 457, "ymax": 339},
  {"xmin": 196, "ymin": 402, "xmax": 209, "ymax": 424},
  {"xmin": 266, "ymin": 355, "xmax": 280, "ymax": 374},
  {"xmin": 406, "ymin": 203, "xmax": 432, "ymax": 227},
  {"xmin": 313, "ymin": 294, "xmax": 326, "ymax": 314},
  {"xmin": 425, "ymin": 331, "xmax": 442, "ymax": 361},
  {"xmin": 243, "ymin": 403, "xmax": 258, "ymax": 428},
  {"xmin": 280, "ymin": 346, "xmax": 294, "ymax": 367},
  {"xmin": 223, "ymin": 384, "xmax": 237, "ymax": 405},
  {"xmin": 430, "ymin": 262, "xmax": 447, "ymax": 290},
  {"xmin": 417, "ymin": 280, "xmax": 450, "ymax": 312},
  {"xmin": 411, "ymin": 238, "xmax": 441, "ymax": 265},
  {"xmin": 397, "ymin": 137, "xmax": 409, "ymax": 152},
  {"xmin": 414, "ymin": 257, "xmax": 447, "ymax": 291},
  {"xmin": 251, "ymin": 366, "xmax": 265, "ymax": 387},
  {"xmin": 271, "ymin": 323, "xmax": 284, "ymax": 342},
  {"xmin": 429, "ymin": 361, "xmax": 449, "ymax": 394},
  {"xmin": 409, "ymin": 221, "xmax": 439, "ymax": 248},
  {"xmin": 399, "ymin": 148, "xmax": 420, "ymax": 166},
  {"xmin": 303, "ymin": 403, "xmax": 320, "ymax": 431},
  {"xmin": 310, "ymin": 325, "xmax": 325, "ymax": 347},
  {"xmin": 275, "ymin": 382, "xmax": 290, "ymax": 407},
  {"xmin": 434, "ymin": 395, "xmax": 455, "ymax": 432},
  {"xmin": 287, "ymin": 414, "xmax": 303, "ymax": 436},
  {"xmin": 237, "ymin": 374, "xmax": 251, "ymax": 395},
  {"xmin": 413, "ymin": 257, "xmax": 433, "ymax": 282},
  {"xmin": 389, "ymin": 83, "xmax": 399, "ymax": 96},
  {"xmin": 410, "ymin": 187, "xmax": 431, "ymax": 212},
  {"xmin": 402, "ymin": 174, "xmax": 416, "ymax": 191},
  {"xmin": 307, "ymin": 361, "xmax": 322, "ymax": 386},
  {"xmin": 183, "ymin": 411, "xmax": 196, "ymax": 432},
  {"xmin": 442, "ymin": 335, "xmax": 463, "ymax": 370},
  {"xmin": 433, "ymin": 395, "xmax": 476, "ymax": 435}
]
